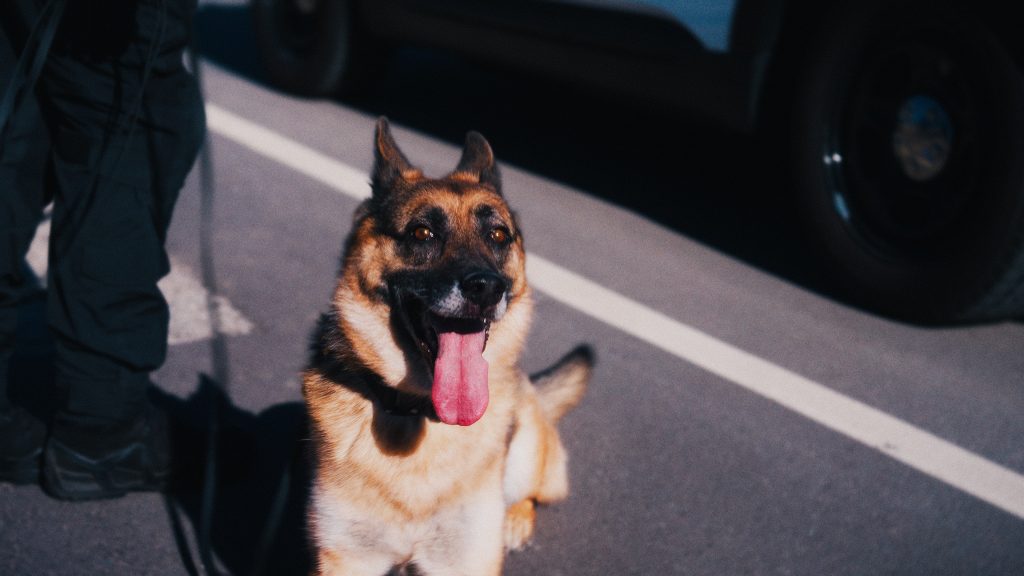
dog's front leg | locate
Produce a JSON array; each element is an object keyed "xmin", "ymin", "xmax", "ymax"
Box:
[
  {"xmin": 414, "ymin": 490, "xmax": 506, "ymax": 576},
  {"xmin": 309, "ymin": 488, "xmax": 403, "ymax": 576}
]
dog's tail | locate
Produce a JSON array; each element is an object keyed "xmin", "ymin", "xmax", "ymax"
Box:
[{"xmin": 529, "ymin": 345, "xmax": 595, "ymax": 422}]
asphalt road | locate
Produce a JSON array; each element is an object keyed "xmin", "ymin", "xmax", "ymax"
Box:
[{"xmin": 2, "ymin": 5, "xmax": 1024, "ymax": 575}]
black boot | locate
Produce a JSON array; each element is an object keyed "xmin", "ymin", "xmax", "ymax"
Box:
[{"xmin": 41, "ymin": 401, "xmax": 171, "ymax": 500}]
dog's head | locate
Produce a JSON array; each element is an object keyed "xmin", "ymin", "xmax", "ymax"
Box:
[{"xmin": 334, "ymin": 118, "xmax": 532, "ymax": 426}]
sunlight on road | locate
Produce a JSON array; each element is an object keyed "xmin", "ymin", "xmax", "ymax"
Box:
[{"xmin": 25, "ymin": 213, "xmax": 253, "ymax": 345}]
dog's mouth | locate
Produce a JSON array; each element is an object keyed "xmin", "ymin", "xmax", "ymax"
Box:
[
  {"xmin": 410, "ymin": 311, "xmax": 491, "ymax": 363},
  {"xmin": 397, "ymin": 295, "xmax": 492, "ymax": 426}
]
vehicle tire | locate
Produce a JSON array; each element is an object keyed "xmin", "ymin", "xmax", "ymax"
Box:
[
  {"xmin": 251, "ymin": 0, "xmax": 368, "ymax": 96},
  {"xmin": 790, "ymin": 0, "xmax": 1024, "ymax": 323}
]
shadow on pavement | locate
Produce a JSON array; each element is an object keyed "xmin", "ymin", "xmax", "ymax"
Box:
[
  {"xmin": 156, "ymin": 379, "xmax": 312, "ymax": 576},
  {"xmin": 11, "ymin": 292, "xmax": 314, "ymax": 575},
  {"xmin": 194, "ymin": 4, "xmax": 839, "ymax": 302}
]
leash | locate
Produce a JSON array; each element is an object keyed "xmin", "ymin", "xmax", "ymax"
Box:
[
  {"xmin": 187, "ymin": 18, "xmax": 293, "ymax": 576},
  {"xmin": 187, "ymin": 37, "xmax": 225, "ymax": 575},
  {"xmin": 0, "ymin": 0, "xmax": 65, "ymax": 144}
]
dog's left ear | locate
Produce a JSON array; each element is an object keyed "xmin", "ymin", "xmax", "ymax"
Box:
[
  {"xmin": 372, "ymin": 117, "xmax": 423, "ymax": 197},
  {"xmin": 451, "ymin": 131, "xmax": 501, "ymax": 193}
]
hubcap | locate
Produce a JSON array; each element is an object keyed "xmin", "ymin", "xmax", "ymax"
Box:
[
  {"xmin": 892, "ymin": 95, "xmax": 954, "ymax": 182},
  {"xmin": 822, "ymin": 29, "xmax": 985, "ymax": 261}
]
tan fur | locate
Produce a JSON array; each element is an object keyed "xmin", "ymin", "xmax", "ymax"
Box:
[{"xmin": 304, "ymin": 119, "xmax": 591, "ymax": 575}]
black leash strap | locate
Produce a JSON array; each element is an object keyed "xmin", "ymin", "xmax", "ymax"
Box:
[
  {"xmin": 187, "ymin": 27, "xmax": 292, "ymax": 576},
  {"xmin": 0, "ymin": 0, "xmax": 65, "ymax": 143}
]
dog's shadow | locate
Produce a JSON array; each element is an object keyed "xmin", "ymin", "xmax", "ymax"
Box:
[{"xmin": 154, "ymin": 378, "xmax": 313, "ymax": 576}]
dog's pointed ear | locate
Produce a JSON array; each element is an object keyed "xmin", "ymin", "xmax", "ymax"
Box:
[
  {"xmin": 372, "ymin": 117, "xmax": 422, "ymax": 196},
  {"xmin": 450, "ymin": 131, "xmax": 501, "ymax": 193}
]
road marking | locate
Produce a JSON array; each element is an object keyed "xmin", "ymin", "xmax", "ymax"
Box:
[
  {"xmin": 205, "ymin": 102, "xmax": 1024, "ymax": 520},
  {"xmin": 26, "ymin": 214, "xmax": 253, "ymax": 346},
  {"xmin": 526, "ymin": 257, "xmax": 1024, "ymax": 520},
  {"xmin": 158, "ymin": 259, "xmax": 254, "ymax": 345},
  {"xmin": 205, "ymin": 105, "xmax": 371, "ymax": 200}
]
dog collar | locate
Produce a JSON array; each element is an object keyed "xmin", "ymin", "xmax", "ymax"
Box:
[
  {"xmin": 311, "ymin": 311, "xmax": 438, "ymax": 420},
  {"xmin": 345, "ymin": 367, "xmax": 437, "ymax": 421},
  {"xmin": 368, "ymin": 381, "xmax": 437, "ymax": 420}
]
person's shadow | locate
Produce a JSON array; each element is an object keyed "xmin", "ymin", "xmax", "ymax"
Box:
[
  {"xmin": 154, "ymin": 379, "xmax": 313, "ymax": 576},
  {"xmin": 10, "ymin": 285, "xmax": 315, "ymax": 576}
]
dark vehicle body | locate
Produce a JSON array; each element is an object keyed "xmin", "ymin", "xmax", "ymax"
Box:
[
  {"xmin": 354, "ymin": 0, "xmax": 781, "ymax": 134},
  {"xmin": 253, "ymin": 0, "xmax": 1024, "ymax": 323}
]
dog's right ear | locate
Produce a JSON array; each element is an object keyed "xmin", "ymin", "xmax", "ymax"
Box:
[
  {"xmin": 450, "ymin": 131, "xmax": 501, "ymax": 193},
  {"xmin": 372, "ymin": 117, "xmax": 422, "ymax": 197}
]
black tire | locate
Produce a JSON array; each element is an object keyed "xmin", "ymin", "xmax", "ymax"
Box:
[
  {"xmin": 790, "ymin": 0, "xmax": 1024, "ymax": 323},
  {"xmin": 251, "ymin": 0, "xmax": 368, "ymax": 96}
]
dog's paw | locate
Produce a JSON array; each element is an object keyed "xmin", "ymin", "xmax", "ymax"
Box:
[{"xmin": 504, "ymin": 499, "xmax": 537, "ymax": 551}]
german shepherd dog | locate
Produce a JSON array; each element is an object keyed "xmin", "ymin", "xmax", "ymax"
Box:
[{"xmin": 303, "ymin": 118, "xmax": 594, "ymax": 575}]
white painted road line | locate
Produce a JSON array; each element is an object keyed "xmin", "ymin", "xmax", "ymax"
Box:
[
  {"xmin": 205, "ymin": 105, "xmax": 371, "ymax": 201},
  {"xmin": 26, "ymin": 213, "xmax": 253, "ymax": 346},
  {"xmin": 158, "ymin": 259, "xmax": 254, "ymax": 345},
  {"xmin": 526, "ymin": 256, "xmax": 1024, "ymax": 520},
  {"xmin": 205, "ymin": 102, "xmax": 1024, "ymax": 520}
]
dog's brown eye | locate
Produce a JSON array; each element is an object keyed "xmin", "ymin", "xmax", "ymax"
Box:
[
  {"xmin": 412, "ymin": 226, "xmax": 434, "ymax": 242},
  {"xmin": 489, "ymin": 228, "xmax": 510, "ymax": 244}
]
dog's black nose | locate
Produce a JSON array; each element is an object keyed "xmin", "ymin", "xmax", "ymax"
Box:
[{"xmin": 461, "ymin": 271, "xmax": 507, "ymax": 309}]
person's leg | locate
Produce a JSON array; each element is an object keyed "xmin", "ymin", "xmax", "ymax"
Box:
[
  {"xmin": 0, "ymin": 2, "xmax": 53, "ymax": 485},
  {"xmin": 36, "ymin": 0, "xmax": 205, "ymax": 499}
]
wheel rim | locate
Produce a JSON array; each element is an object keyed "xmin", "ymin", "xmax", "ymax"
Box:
[{"xmin": 822, "ymin": 27, "xmax": 988, "ymax": 263}]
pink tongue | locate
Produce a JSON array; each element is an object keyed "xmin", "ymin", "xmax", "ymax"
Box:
[{"xmin": 432, "ymin": 330, "xmax": 489, "ymax": 426}]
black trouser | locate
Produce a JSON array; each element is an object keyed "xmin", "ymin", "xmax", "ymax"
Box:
[{"xmin": 0, "ymin": 0, "xmax": 204, "ymax": 422}]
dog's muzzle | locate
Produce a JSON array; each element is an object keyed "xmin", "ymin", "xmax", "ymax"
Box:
[
  {"xmin": 392, "ymin": 268, "xmax": 510, "ymax": 426},
  {"xmin": 428, "ymin": 270, "xmax": 509, "ymax": 321}
]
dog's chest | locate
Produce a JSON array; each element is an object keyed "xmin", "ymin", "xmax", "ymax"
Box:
[
  {"xmin": 311, "ymin": 480, "xmax": 505, "ymax": 562},
  {"xmin": 328, "ymin": 414, "xmax": 506, "ymax": 503},
  {"xmin": 306, "ymin": 368, "xmax": 520, "ymax": 566}
]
